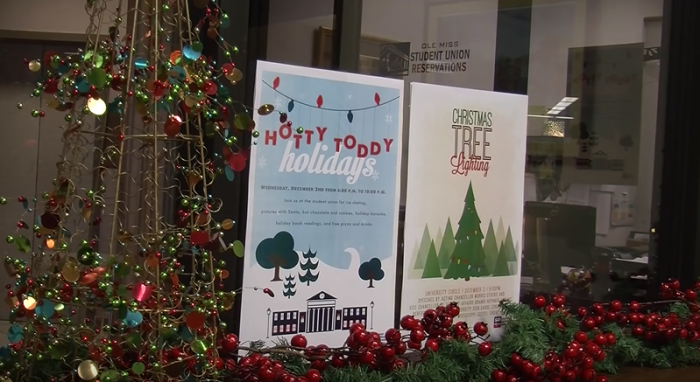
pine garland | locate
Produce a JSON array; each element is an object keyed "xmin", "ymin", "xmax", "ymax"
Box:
[{"xmin": 3, "ymin": 281, "xmax": 700, "ymax": 381}]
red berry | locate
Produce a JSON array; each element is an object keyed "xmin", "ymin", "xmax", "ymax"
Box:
[
  {"xmin": 687, "ymin": 289, "xmax": 697, "ymax": 301},
  {"xmin": 609, "ymin": 300, "xmax": 622, "ymax": 312},
  {"xmin": 392, "ymin": 359, "xmax": 406, "ymax": 369},
  {"xmin": 385, "ymin": 328, "xmax": 401, "ymax": 343},
  {"xmin": 290, "ymin": 334, "xmax": 307, "ymax": 348},
  {"xmin": 407, "ymin": 341, "xmax": 421, "ymax": 349},
  {"xmin": 381, "ymin": 346, "xmax": 396, "ymax": 360},
  {"xmin": 478, "ymin": 342, "xmax": 493, "ymax": 356},
  {"xmin": 258, "ymin": 367, "xmax": 275, "ymax": 382},
  {"xmin": 353, "ymin": 330, "xmax": 369, "ymax": 346},
  {"xmin": 446, "ymin": 302, "xmax": 460, "ymax": 317},
  {"xmin": 596, "ymin": 376, "xmax": 608, "ymax": 382},
  {"xmin": 552, "ymin": 294, "xmax": 566, "ymax": 307},
  {"xmin": 400, "ymin": 315, "xmax": 418, "ymax": 330},
  {"xmin": 359, "ymin": 350, "xmax": 374, "ymax": 364},
  {"xmin": 349, "ymin": 322, "xmax": 365, "ymax": 334},
  {"xmin": 474, "ymin": 322, "xmax": 488, "ymax": 336},
  {"xmin": 533, "ymin": 295, "xmax": 546, "ymax": 308},
  {"xmin": 593, "ymin": 334, "xmax": 607, "ymax": 346},
  {"xmin": 629, "ymin": 301, "xmax": 640, "ymax": 311},
  {"xmin": 582, "ymin": 369, "xmax": 596, "ymax": 381},
  {"xmin": 668, "ymin": 278, "xmax": 681, "ymax": 290},
  {"xmin": 577, "ymin": 307, "xmax": 588, "ymax": 317},
  {"xmin": 305, "ymin": 369, "xmax": 322, "ymax": 382},
  {"xmin": 423, "ymin": 309, "xmax": 438, "ymax": 322},
  {"xmin": 409, "ymin": 329, "xmax": 425, "ymax": 343},
  {"xmin": 492, "ymin": 370, "xmax": 507, "ymax": 382},
  {"xmin": 425, "ymin": 338, "xmax": 439, "ymax": 352},
  {"xmin": 510, "ymin": 353, "xmax": 523, "ymax": 366},
  {"xmin": 583, "ymin": 317, "xmax": 596, "ymax": 330},
  {"xmin": 606, "ymin": 333, "xmax": 616, "ymax": 345},
  {"xmin": 574, "ymin": 331, "xmax": 588, "ymax": 343}
]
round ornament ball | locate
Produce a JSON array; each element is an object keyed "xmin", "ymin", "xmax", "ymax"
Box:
[
  {"xmin": 478, "ymin": 341, "xmax": 493, "ymax": 356},
  {"xmin": 291, "ymin": 334, "xmax": 308, "ymax": 348}
]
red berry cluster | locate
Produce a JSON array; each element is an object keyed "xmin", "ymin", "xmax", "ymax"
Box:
[
  {"xmin": 213, "ymin": 303, "xmax": 494, "ymax": 382},
  {"xmin": 399, "ymin": 302, "xmax": 493, "ymax": 356}
]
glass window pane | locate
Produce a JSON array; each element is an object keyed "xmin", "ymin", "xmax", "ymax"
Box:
[{"xmin": 357, "ymin": 0, "xmax": 664, "ymax": 305}]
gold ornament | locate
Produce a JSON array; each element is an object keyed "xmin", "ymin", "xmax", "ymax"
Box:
[
  {"xmin": 28, "ymin": 60, "xmax": 41, "ymax": 72},
  {"xmin": 77, "ymin": 360, "xmax": 98, "ymax": 380},
  {"xmin": 61, "ymin": 258, "xmax": 80, "ymax": 283}
]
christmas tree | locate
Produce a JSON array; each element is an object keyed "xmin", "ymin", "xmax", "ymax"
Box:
[
  {"xmin": 298, "ymin": 247, "xmax": 320, "ymax": 286},
  {"xmin": 421, "ymin": 240, "xmax": 442, "ymax": 278},
  {"xmin": 0, "ymin": 1, "xmax": 270, "ymax": 380},
  {"xmin": 413, "ymin": 225, "xmax": 432, "ymax": 270},
  {"xmin": 444, "ymin": 182, "xmax": 489, "ymax": 280}
]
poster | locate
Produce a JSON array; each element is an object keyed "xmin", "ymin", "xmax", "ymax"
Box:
[
  {"xmin": 562, "ymin": 44, "xmax": 644, "ymax": 185},
  {"xmin": 240, "ymin": 61, "xmax": 404, "ymax": 345},
  {"xmin": 401, "ymin": 83, "xmax": 527, "ymax": 339}
]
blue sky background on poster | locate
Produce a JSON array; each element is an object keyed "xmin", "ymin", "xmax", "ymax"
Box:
[{"xmin": 250, "ymin": 70, "xmax": 401, "ymax": 270}]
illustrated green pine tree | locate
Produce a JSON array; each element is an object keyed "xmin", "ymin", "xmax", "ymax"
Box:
[
  {"xmin": 422, "ymin": 240, "xmax": 442, "ymax": 278},
  {"xmin": 483, "ymin": 220, "xmax": 499, "ymax": 275},
  {"xmin": 413, "ymin": 225, "xmax": 432, "ymax": 270},
  {"xmin": 492, "ymin": 241, "xmax": 510, "ymax": 277},
  {"xmin": 283, "ymin": 275, "xmax": 297, "ymax": 298},
  {"xmin": 444, "ymin": 182, "xmax": 489, "ymax": 280},
  {"xmin": 504, "ymin": 227, "xmax": 518, "ymax": 262},
  {"xmin": 298, "ymin": 248, "xmax": 320, "ymax": 285},
  {"xmin": 437, "ymin": 217, "xmax": 456, "ymax": 269}
]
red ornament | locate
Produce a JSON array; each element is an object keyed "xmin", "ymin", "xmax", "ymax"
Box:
[
  {"xmin": 221, "ymin": 333, "xmax": 239, "ymax": 352},
  {"xmin": 478, "ymin": 342, "xmax": 493, "ymax": 356},
  {"xmin": 474, "ymin": 322, "xmax": 488, "ymax": 336},
  {"xmin": 291, "ymin": 334, "xmax": 307, "ymax": 348},
  {"xmin": 374, "ymin": 92, "xmax": 380, "ymax": 105},
  {"xmin": 533, "ymin": 295, "xmax": 546, "ymax": 308},
  {"xmin": 316, "ymin": 95, "xmax": 323, "ymax": 108},
  {"xmin": 272, "ymin": 77, "xmax": 280, "ymax": 90}
]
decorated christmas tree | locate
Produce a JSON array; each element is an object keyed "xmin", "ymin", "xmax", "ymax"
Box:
[
  {"xmin": 444, "ymin": 182, "xmax": 489, "ymax": 280},
  {"xmin": 0, "ymin": 1, "xmax": 269, "ymax": 380}
]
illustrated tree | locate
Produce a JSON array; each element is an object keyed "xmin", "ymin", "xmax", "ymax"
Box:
[
  {"xmin": 358, "ymin": 258, "xmax": 385, "ymax": 288},
  {"xmin": 421, "ymin": 240, "xmax": 442, "ymax": 279},
  {"xmin": 256, "ymin": 231, "xmax": 299, "ymax": 282},
  {"xmin": 437, "ymin": 218, "xmax": 456, "ymax": 269},
  {"xmin": 483, "ymin": 220, "xmax": 499, "ymax": 275},
  {"xmin": 298, "ymin": 247, "xmax": 320, "ymax": 286},
  {"xmin": 492, "ymin": 241, "xmax": 510, "ymax": 277},
  {"xmin": 504, "ymin": 227, "xmax": 518, "ymax": 262},
  {"xmin": 444, "ymin": 182, "xmax": 489, "ymax": 280},
  {"xmin": 283, "ymin": 274, "xmax": 297, "ymax": 299},
  {"xmin": 413, "ymin": 225, "xmax": 432, "ymax": 270}
]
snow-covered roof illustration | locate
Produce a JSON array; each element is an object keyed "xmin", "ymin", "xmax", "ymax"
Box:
[{"xmin": 307, "ymin": 291, "xmax": 337, "ymax": 301}]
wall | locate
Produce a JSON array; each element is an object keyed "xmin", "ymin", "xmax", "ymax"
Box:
[{"xmin": 0, "ymin": 0, "xmax": 135, "ymax": 35}]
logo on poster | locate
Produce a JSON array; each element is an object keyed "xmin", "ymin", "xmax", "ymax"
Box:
[
  {"xmin": 450, "ymin": 108, "xmax": 492, "ymax": 177},
  {"xmin": 264, "ymin": 124, "xmax": 395, "ymax": 185}
]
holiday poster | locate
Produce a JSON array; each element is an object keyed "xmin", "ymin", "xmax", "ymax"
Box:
[
  {"xmin": 240, "ymin": 61, "xmax": 404, "ymax": 345},
  {"xmin": 401, "ymin": 83, "xmax": 527, "ymax": 339}
]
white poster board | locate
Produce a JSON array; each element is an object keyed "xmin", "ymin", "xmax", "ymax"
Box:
[
  {"xmin": 401, "ymin": 83, "xmax": 527, "ymax": 339},
  {"xmin": 239, "ymin": 61, "xmax": 404, "ymax": 345}
]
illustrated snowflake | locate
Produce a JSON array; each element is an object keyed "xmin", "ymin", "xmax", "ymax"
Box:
[
  {"xmin": 371, "ymin": 170, "xmax": 379, "ymax": 181},
  {"xmin": 385, "ymin": 114, "xmax": 393, "ymax": 123},
  {"xmin": 274, "ymin": 96, "xmax": 282, "ymax": 109},
  {"xmin": 258, "ymin": 156, "xmax": 267, "ymax": 168}
]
